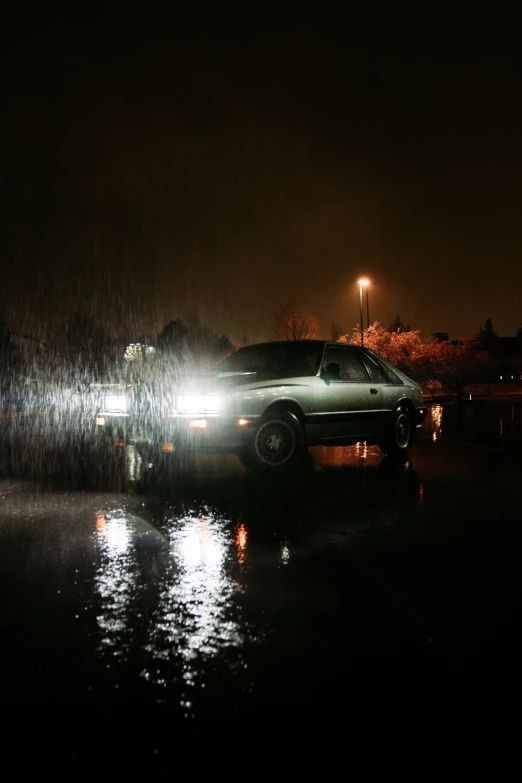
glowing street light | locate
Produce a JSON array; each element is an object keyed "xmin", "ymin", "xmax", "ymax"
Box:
[{"xmin": 358, "ymin": 278, "xmax": 369, "ymax": 345}]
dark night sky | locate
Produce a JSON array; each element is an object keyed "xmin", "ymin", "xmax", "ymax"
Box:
[{"xmin": 2, "ymin": 4, "xmax": 522, "ymax": 344}]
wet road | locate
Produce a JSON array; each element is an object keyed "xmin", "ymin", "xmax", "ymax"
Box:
[{"xmin": 1, "ymin": 402, "xmax": 522, "ymax": 720}]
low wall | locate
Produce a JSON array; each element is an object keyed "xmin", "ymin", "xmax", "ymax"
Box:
[
  {"xmin": 422, "ymin": 382, "xmax": 522, "ymax": 400},
  {"xmin": 463, "ymin": 382, "xmax": 522, "ymax": 398}
]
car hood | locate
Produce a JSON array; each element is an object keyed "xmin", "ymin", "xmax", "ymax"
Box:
[{"xmin": 180, "ymin": 370, "xmax": 302, "ymax": 394}]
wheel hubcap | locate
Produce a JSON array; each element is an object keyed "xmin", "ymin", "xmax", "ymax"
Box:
[
  {"xmin": 255, "ymin": 421, "xmax": 295, "ymax": 466},
  {"xmin": 396, "ymin": 414, "xmax": 410, "ymax": 448}
]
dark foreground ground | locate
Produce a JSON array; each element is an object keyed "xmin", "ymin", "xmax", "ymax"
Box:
[{"xmin": 1, "ymin": 401, "xmax": 521, "ymax": 755}]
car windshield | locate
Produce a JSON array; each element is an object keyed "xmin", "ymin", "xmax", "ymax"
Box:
[{"xmin": 217, "ymin": 342, "xmax": 323, "ymax": 378}]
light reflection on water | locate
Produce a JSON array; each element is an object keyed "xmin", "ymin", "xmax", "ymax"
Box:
[
  {"xmin": 93, "ymin": 505, "xmax": 255, "ymax": 709},
  {"xmin": 429, "ymin": 404, "xmax": 443, "ymax": 442},
  {"xmin": 354, "ymin": 441, "xmax": 368, "ymax": 460},
  {"xmin": 125, "ymin": 445, "xmax": 142, "ymax": 483},
  {"xmin": 311, "ymin": 442, "xmax": 382, "ymax": 467},
  {"xmin": 144, "ymin": 512, "xmax": 245, "ymax": 679},
  {"xmin": 235, "ymin": 520, "xmax": 248, "ymax": 564},
  {"xmin": 95, "ymin": 514, "xmax": 138, "ymax": 658},
  {"xmin": 280, "ymin": 542, "xmax": 291, "ymax": 565},
  {"xmin": 424, "ymin": 400, "xmax": 522, "ymax": 447}
]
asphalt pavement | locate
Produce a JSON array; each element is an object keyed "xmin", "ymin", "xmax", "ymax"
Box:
[{"xmin": 2, "ymin": 405, "xmax": 522, "ymax": 725}]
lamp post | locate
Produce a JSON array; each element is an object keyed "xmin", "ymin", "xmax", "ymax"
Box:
[{"xmin": 358, "ymin": 278, "xmax": 369, "ymax": 345}]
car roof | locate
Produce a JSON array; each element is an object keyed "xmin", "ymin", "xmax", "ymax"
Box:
[
  {"xmin": 239, "ymin": 340, "xmax": 367, "ymax": 347},
  {"xmin": 238, "ymin": 340, "xmax": 365, "ymax": 350}
]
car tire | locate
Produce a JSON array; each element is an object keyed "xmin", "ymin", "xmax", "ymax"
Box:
[
  {"xmin": 241, "ymin": 409, "xmax": 305, "ymax": 473},
  {"xmin": 378, "ymin": 406, "xmax": 412, "ymax": 460}
]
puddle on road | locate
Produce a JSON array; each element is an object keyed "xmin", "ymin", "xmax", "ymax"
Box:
[
  {"xmin": 1, "ymin": 439, "xmax": 426, "ymax": 708},
  {"xmin": 421, "ymin": 400, "xmax": 522, "ymax": 452},
  {"xmin": 93, "ymin": 504, "xmax": 260, "ymax": 713}
]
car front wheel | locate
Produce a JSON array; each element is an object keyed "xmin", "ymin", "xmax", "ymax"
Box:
[
  {"xmin": 378, "ymin": 406, "xmax": 412, "ymax": 460},
  {"xmin": 240, "ymin": 409, "xmax": 305, "ymax": 473}
]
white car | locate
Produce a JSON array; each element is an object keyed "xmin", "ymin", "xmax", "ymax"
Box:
[{"xmin": 158, "ymin": 340, "xmax": 427, "ymax": 472}]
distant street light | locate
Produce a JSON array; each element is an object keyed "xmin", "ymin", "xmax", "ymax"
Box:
[{"xmin": 358, "ymin": 278, "xmax": 369, "ymax": 345}]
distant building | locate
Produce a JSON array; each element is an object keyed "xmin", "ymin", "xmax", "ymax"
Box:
[
  {"xmin": 431, "ymin": 329, "xmax": 522, "ymax": 383},
  {"xmin": 489, "ymin": 334, "xmax": 522, "ymax": 381}
]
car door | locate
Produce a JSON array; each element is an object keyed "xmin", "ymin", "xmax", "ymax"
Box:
[{"xmin": 313, "ymin": 345, "xmax": 382, "ymax": 441}]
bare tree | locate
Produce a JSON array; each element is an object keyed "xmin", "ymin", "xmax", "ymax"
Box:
[
  {"xmin": 387, "ymin": 315, "xmax": 411, "ymax": 333},
  {"xmin": 478, "ymin": 318, "xmax": 498, "ymax": 346},
  {"xmin": 271, "ymin": 299, "xmax": 319, "ymax": 341},
  {"xmin": 156, "ymin": 315, "xmax": 234, "ymax": 371},
  {"xmin": 329, "ymin": 321, "xmax": 344, "ymax": 342}
]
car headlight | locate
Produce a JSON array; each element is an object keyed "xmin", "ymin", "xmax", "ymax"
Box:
[
  {"xmin": 176, "ymin": 393, "xmax": 220, "ymax": 414},
  {"xmin": 104, "ymin": 394, "xmax": 129, "ymax": 412}
]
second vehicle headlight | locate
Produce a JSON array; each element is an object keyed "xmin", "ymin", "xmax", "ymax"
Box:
[{"xmin": 104, "ymin": 394, "xmax": 129, "ymax": 412}]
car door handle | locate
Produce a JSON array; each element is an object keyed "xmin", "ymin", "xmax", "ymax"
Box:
[{"xmin": 370, "ymin": 388, "xmax": 378, "ymax": 395}]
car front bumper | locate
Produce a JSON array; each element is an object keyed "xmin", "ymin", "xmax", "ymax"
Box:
[
  {"xmin": 157, "ymin": 414, "xmax": 258, "ymax": 453},
  {"xmin": 95, "ymin": 412, "xmax": 258, "ymax": 453},
  {"xmin": 95, "ymin": 412, "xmax": 154, "ymax": 445}
]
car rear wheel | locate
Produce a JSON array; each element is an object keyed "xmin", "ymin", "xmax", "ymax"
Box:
[
  {"xmin": 378, "ymin": 406, "xmax": 412, "ymax": 460},
  {"xmin": 239, "ymin": 409, "xmax": 305, "ymax": 473}
]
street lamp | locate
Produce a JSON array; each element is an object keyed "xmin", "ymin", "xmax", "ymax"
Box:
[{"xmin": 358, "ymin": 278, "xmax": 369, "ymax": 345}]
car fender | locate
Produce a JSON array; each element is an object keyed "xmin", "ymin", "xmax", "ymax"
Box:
[{"xmin": 230, "ymin": 382, "xmax": 313, "ymax": 420}]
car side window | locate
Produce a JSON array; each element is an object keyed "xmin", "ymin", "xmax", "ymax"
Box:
[
  {"xmin": 370, "ymin": 355, "xmax": 404, "ymax": 384},
  {"xmin": 363, "ymin": 356, "xmax": 389, "ymax": 383},
  {"xmin": 322, "ymin": 347, "xmax": 370, "ymax": 382}
]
